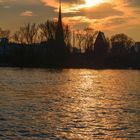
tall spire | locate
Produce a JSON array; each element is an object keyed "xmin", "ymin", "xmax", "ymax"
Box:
[
  {"xmin": 58, "ymin": 0, "xmax": 62, "ymax": 24},
  {"xmin": 55, "ymin": 0, "xmax": 64, "ymax": 41}
]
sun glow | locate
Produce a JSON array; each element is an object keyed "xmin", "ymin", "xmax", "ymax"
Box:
[{"xmin": 85, "ymin": 0, "xmax": 103, "ymax": 7}]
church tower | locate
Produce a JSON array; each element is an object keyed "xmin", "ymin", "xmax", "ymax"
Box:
[
  {"xmin": 55, "ymin": 0, "xmax": 64, "ymax": 41},
  {"xmin": 93, "ymin": 31, "xmax": 109, "ymax": 64}
]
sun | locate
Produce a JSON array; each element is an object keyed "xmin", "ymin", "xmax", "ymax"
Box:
[{"xmin": 85, "ymin": 0, "xmax": 103, "ymax": 7}]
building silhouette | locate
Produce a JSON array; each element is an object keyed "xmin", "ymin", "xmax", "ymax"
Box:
[
  {"xmin": 135, "ymin": 42, "xmax": 140, "ymax": 53},
  {"xmin": 0, "ymin": 38, "xmax": 9, "ymax": 57},
  {"xmin": 53, "ymin": 0, "xmax": 69, "ymax": 59},
  {"xmin": 93, "ymin": 31, "xmax": 109, "ymax": 63},
  {"xmin": 55, "ymin": 0, "xmax": 64, "ymax": 42}
]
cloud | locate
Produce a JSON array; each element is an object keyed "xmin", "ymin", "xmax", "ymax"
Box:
[
  {"xmin": 68, "ymin": 3, "xmax": 124, "ymax": 19},
  {"xmin": 127, "ymin": 0, "xmax": 140, "ymax": 8},
  {"xmin": 0, "ymin": 0, "xmax": 16, "ymax": 4},
  {"xmin": 40, "ymin": 0, "xmax": 81, "ymax": 13},
  {"xmin": 40, "ymin": 0, "xmax": 58, "ymax": 8},
  {"xmin": 3, "ymin": 5, "xmax": 10, "ymax": 8},
  {"xmin": 40, "ymin": 0, "xmax": 84, "ymax": 8},
  {"xmin": 27, "ymin": 0, "xmax": 139, "ymax": 32},
  {"xmin": 0, "ymin": 0, "xmax": 140, "ymax": 40},
  {"xmin": 20, "ymin": 10, "xmax": 33, "ymax": 17},
  {"xmin": 40, "ymin": 0, "xmax": 124, "ymax": 18}
]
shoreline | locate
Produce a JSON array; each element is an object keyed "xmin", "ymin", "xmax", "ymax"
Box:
[{"xmin": 0, "ymin": 64, "xmax": 140, "ymax": 70}]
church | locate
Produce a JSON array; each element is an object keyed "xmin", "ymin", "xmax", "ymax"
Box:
[
  {"xmin": 54, "ymin": 0, "xmax": 69, "ymax": 57},
  {"xmin": 93, "ymin": 31, "xmax": 109, "ymax": 63}
]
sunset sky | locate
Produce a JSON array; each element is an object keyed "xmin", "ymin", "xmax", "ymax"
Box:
[{"xmin": 0, "ymin": 0, "xmax": 140, "ymax": 41}]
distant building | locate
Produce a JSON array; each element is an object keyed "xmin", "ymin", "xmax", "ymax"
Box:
[
  {"xmin": 54, "ymin": 0, "xmax": 69, "ymax": 57},
  {"xmin": 135, "ymin": 42, "xmax": 140, "ymax": 53},
  {"xmin": 93, "ymin": 31, "xmax": 108, "ymax": 62},
  {"xmin": 0, "ymin": 38, "xmax": 9, "ymax": 57},
  {"xmin": 55, "ymin": 0, "xmax": 64, "ymax": 42}
]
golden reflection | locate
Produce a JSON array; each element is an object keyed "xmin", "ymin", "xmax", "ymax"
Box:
[
  {"xmin": 78, "ymin": 69, "xmax": 95, "ymax": 90},
  {"xmin": 1, "ymin": 69, "xmax": 139, "ymax": 139}
]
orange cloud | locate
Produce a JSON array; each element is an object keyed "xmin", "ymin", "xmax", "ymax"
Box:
[
  {"xmin": 20, "ymin": 11, "xmax": 33, "ymax": 17},
  {"xmin": 40, "ymin": 0, "xmax": 140, "ymax": 36},
  {"xmin": 40, "ymin": 0, "xmax": 58, "ymax": 8}
]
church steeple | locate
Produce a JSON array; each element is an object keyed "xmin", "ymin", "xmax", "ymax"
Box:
[
  {"xmin": 58, "ymin": 0, "xmax": 62, "ymax": 24},
  {"xmin": 55, "ymin": 0, "xmax": 64, "ymax": 41}
]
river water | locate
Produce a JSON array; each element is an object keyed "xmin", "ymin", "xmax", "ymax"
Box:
[{"xmin": 0, "ymin": 68, "xmax": 140, "ymax": 140}]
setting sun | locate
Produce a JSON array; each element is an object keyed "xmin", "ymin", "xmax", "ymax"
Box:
[{"xmin": 85, "ymin": 0, "xmax": 103, "ymax": 7}]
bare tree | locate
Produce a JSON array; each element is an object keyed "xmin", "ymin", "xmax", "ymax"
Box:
[
  {"xmin": 75, "ymin": 28, "xmax": 97, "ymax": 53},
  {"xmin": 75, "ymin": 30, "xmax": 85, "ymax": 53},
  {"xmin": 12, "ymin": 23, "xmax": 38, "ymax": 44},
  {"xmin": 39, "ymin": 20, "xmax": 57, "ymax": 42},
  {"xmin": 83, "ymin": 28, "xmax": 98, "ymax": 51},
  {"xmin": 111, "ymin": 33, "xmax": 135, "ymax": 54},
  {"xmin": 23, "ymin": 23, "xmax": 38, "ymax": 44},
  {"xmin": 0, "ymin": 27, "xmax": 10, "ymax": 39},
  {"xmin": 12, "ymin": 30, "xmax": 24, "ymax": 44},
  {"xmin": 64, "ymin": 25, "xmax": 72, "ymax": 46}
]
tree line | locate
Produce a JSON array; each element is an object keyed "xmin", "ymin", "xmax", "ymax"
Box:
[{"xmin": 0, "ymin": 20, "xmax": 139, "ymax": 68}]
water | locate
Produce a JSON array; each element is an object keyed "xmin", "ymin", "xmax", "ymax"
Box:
[{"xmin": 0, "ymin": 68, "xmax": 140, "ymax": 140}]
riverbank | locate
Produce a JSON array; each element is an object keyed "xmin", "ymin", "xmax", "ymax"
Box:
[{"xmin": 0, "ymin": 63, "xmax": 140, "ymax": 70}]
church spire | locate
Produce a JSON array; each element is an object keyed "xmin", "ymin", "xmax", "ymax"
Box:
[
  {"xmin": 55, "ymin": 0, "xmax": 64, "ymax": 41},
  {"xmin": 58, "ymin": 0, "xmax": 62, "ymax": 25}
]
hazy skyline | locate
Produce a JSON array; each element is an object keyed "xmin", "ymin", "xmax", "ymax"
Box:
[{"xmin": 0, "ymin": 0, "xmax": 140, "ymax": 41}]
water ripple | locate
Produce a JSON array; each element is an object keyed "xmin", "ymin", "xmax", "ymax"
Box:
[{"xmin": 0, "ymin": 68, "xmax": 140, "ymax": 139}]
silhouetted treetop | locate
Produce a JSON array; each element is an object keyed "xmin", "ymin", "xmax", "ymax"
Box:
[
  {"xmin": 111, "ymin": 33, "xmax": 135, "ymax": 50},
  {"xmin": 0, "ymin": 28, "xmax": 10, "ymax": 39}
]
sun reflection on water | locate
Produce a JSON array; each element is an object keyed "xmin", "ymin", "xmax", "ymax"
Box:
[{"xmin": 0, "ymin": 68, "xmax": 140, "ymax": 139}]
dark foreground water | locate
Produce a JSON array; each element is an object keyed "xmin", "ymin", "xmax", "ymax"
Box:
[{"xmin": 0, "ymin": 68, "xmax": 140, "ymax": 140}]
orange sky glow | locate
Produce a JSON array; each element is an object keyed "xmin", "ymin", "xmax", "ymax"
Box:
[{"xmin": 0, "ymin": 0, "xmax": 140, "ymax": 40}]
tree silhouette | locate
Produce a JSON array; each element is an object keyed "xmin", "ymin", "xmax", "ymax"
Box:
[
  {"xmin": 111, "ymin": 33, "xmax": 135, "ymax": 55},
  {"xmin": 13, "ymin": 30, "xmax": 24, "ymax": 44},
  {"xmin": 83, "ymin": 28, "xmax": 98, "ymax": 52},
  {"xmin": 64, "ymin": 25, "xmax": 71, "ymax": 47},
  {"xmin": 0, "ymin": 23, "xmax": 139, "ymax": 69},
  {"xmin": 13, "ymin": 23, "xmax": 38, "ymax": 44},
  {"xmin": 0, "ymin": 27, "xmax": 10, "ymax": 39},
  {"xmin": 39, "ymin": 20, "xmax": 57, "ymax": 42}
]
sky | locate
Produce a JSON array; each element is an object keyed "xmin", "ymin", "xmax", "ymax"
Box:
[{"xmin": 0, "ymin": 0, "xmax": 140, "ymax": 41}]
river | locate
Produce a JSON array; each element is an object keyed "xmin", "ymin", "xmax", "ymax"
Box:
[{"xmin": 0, "ymin": 68, "xmax": 140, "ymax": 139}]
